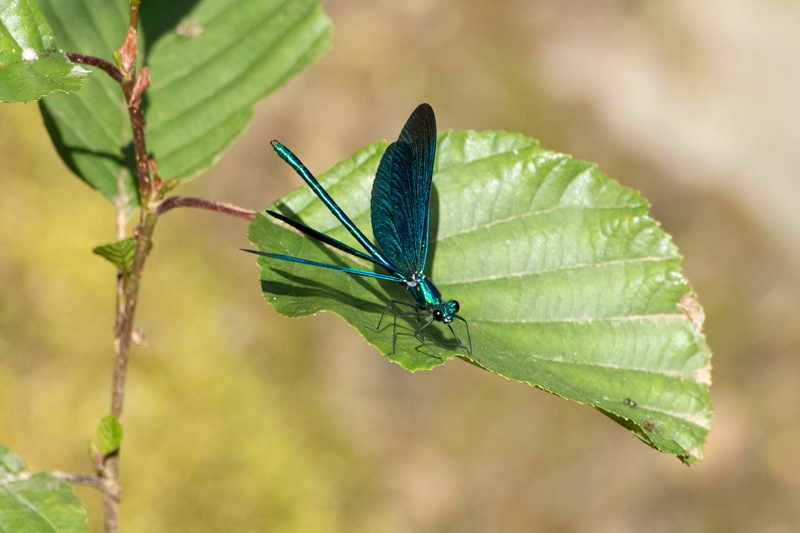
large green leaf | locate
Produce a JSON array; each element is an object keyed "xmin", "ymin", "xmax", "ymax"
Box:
[
  {"xmin": 0, "ymin": 0, "xmax": 88, "ymax": 102},
  {"xmin": 0, "ymin": 444, "xmax": 88, "ymax": 532},
  {"xmin": 247, "ymin": 130, "xmax": 713, "ymax": 463},
  {"xmin": 38, "ymin": 0, "xmax": 331, "ymax": 212}
]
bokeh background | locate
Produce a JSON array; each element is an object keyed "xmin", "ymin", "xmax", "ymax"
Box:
[{"xmin": 2, "ymin": 0, "xmax": 800, "ymax": 531}]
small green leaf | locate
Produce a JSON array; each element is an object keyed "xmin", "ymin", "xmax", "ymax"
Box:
[
  {"xmin": 247, "ymin": 130, "xmax": 713, "ymax": 463},
  {"xmin": 97, "ymin": 414, "xmax": 122, "ymax": 456},
  {"xmin": 92, "ymin": 237, "xmax": 136, "ymax": 275},
  {"xmin": 37, "ymin": 0, "xmax": 332, "ymax": 212},
  {"xmin": 0, "ymin": 0, "xmax": 88, "ymax": 102},
  {"xmin": 0, "ymin": 444, "xmax": 88, "ymax": 532}
]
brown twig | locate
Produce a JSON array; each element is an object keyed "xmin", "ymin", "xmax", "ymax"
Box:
[
  {"xmin": 63, "ymin": 43, "xmax": 136, "ymax": 532},
  {"xmin": 64, "ymin": 34, "xmax": 151, "ymax": 202},
  {"xmin": 62, "ymin": 3, "xmax": 254, "ymax": 531},
  {"xmin": 101, "ymin": 209, "xmax": 157, "ymax": 533},
  {"xmin": 65, "ymin": 53, "xmax": 123, "ymax": 83},
  {"xmin": 156, "ymin": 196, "xmax": 257, "ymax": 220},
  {"xmin": 52, "ymin": 471, "xmax": 121, "ymax": 498},
  {"xmin": 95, "ymin": 5, "xmax": 150, "ymax": 532},
  {"xmin": 53, "ymin": 469, "xmax": 123, "ymax": 531},
  {"xmin": 115, "ymin": 26, "xmax": 152, "ymax": 202}
]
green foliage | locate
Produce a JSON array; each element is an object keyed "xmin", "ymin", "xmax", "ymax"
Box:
[
  {"xmin": 247, "ymin": 130, "xmax": 713, "ymax": 463},
  {"xmin": 97, "ymin": 415, "xmax": 123, "ymax": 457},
  {"xmin": 0, "ymin": 0, "xmax": 88, "ymax": 102},
  {"xmin": 92, "ymin": 237, "xmax": 136, "ymax": 275},
  {"xmin": 0, "ymin": 444, "xmax": 88, "ymax": 532},
  {"xmin": 36, "ymin": 0, "xmax": 332, "ymax": 213}
]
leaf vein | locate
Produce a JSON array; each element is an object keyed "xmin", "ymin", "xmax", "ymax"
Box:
[{"xmin": 435, "ymin": 202, "xmax": 646, "ymax": 243}]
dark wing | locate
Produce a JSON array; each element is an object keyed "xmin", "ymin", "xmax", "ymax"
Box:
[{"xmin": 370, "ymin": 103, "xmax": 436, "ymax": 278}]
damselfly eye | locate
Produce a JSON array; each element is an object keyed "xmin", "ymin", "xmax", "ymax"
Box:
[
  {"xmin": 433, "ymin": 309, "xmax": 444, "ymax": 321},
  {"xmin": 452, "ymin": 301, "xmax": 460, "ymax": 313}
]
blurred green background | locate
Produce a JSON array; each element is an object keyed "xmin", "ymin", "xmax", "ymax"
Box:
[{"xmin": 2, "ymin": 0, "xmax": 800, "ymax": 531}]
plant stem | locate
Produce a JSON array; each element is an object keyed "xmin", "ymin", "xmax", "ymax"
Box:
[
  {"xmin": 112, "ymin": 212, "xmax": 156, "ymax": 417},
  {"xmin": 61, "ymin": 4, "xmax": 255, "ymax": 531},
  {"xmin": 92, "ymin": 209, "xmax": 156, "ymax": 533},
  {"xmin": 64, "ymin": 53, "xmax": 123, "ymax": 83},
  {"xmin": 96, "ymin": 5, "xmax": 151, "ymax": 532},
  {"xmin": 52, "ymin": 471, "xmax": 115, "ymax": 493},
  {"xmin": 129, "ymin": 0, "xmax": 140, "ymax": 29},
  {"xmin": 156, "ymin": 196, "xmax": 257, "ymax": 220}
]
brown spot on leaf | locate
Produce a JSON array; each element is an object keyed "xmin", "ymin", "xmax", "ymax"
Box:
[{"xmin": 678, "ymin": 291, "xmax": 705, "ymax": 333}]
